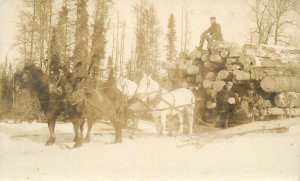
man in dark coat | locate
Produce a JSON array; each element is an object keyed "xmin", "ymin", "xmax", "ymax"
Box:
[
  {"xmin": 216, "ymin": 81, "xmax": 240, "ymax": 128},
  {"xmin": 198, "ymin": 16, "xmax": 223, "ymax": 51},
  {"xmin": 194, "ymin": 84, "xmax": 207, "ymax": 125}
]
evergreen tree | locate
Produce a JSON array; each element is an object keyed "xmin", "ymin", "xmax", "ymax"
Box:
[
  {"xmin": 56, "ymin": 4, "xmax": 69, "ymax": 64},
  {"xmin": 90, "ymin": 0, "xmax": 113, "ymax": 76},
  {"xmin": 166, "ymin": 14, "xmax": 177, "ymax": 62},
  {"xmin": 105, "ymin": 57, "xmax": 116, "ymax": 86},
  {"xmin": 74, "ymin": 0, "xmax": 89, "ymax": 67},
  {"xmin": 49, "ymin": 27, "xmax": 60, "ymax": 74}
]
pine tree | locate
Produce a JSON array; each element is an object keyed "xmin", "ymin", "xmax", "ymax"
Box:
[
  {"xmin": 56, "ymin": 4, "xmax": 69, "ymax": 64},
  {"xmin": 49, "ymin": 27, "xmax": 60, "ymax": 74},
  {"xmin": 90, "ymin": 0, "xmax": 113, "ymax": 76},
  {"xmin": 7, "ymin": 63, "xmax": 13, "ymax": 81},
  {"xmin": 74, "ymin": 0, "xmax": 89, "ymax": 67},
  {"xmin": 166, "ymin": 14, "xmax": 177, "ymax": 62},
  {"xmin": 105, "ymin": 56, "xmax": 116, "ymax": 86}
]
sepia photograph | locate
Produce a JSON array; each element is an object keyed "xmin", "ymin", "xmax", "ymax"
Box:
[{"xmin": 0, "ymin": 0, "xmax": 300, "ymax": 180}]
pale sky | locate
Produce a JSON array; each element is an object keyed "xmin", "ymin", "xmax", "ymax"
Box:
[{"xmin": 0, "ymin": 0, "xmax": 299, "ymax": 65}]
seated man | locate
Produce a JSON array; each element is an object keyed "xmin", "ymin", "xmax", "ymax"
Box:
[{"xmin": 198, "ymin": 16, "xmax": 223, "ymax": 51}]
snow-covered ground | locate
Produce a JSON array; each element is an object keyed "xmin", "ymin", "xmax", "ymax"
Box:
[{"xmin": 0, "ymin": 118, "xmax": 300, "ymax": 181}]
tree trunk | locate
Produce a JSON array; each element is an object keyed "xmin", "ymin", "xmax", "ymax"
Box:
[
  {"xmin": 47, "ymin": 0, "xmax": 52, "ymax": 74},
  {"xmin": 112, "ymin": 25, "xmax": 115, "ymax": 62},
  {"xmin": 180, "ymin": 5, "xmax": 183, "ymax": 53},
  {"xmin": 183, "ymin": 9, "xmax": 188, "ymax": 53},
  {"xmin": 24, "ymin": 29, "xmax": 27, "ymax": 64},
  {"xmin": 274, "ymin": 19, "xmax": 279, "ymax": 45},
  {"xmin": 29, "ymin": 0, "xmax": 36, "ymax": 63},
  {"xmin": 116, "ymin": 12, "xmax": 119, "ymax": 76}
]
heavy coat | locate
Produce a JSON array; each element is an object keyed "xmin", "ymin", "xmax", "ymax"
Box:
[
  {"xmin": 216, "ymin": 89, "xmax": 240, "ymax": 113},
  {"xmin": 202, "ymin": 23, "xmax": 223, "ymax": 41}
]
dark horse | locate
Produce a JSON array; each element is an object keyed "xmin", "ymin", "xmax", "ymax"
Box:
[{"xmin": 14, "ymin": 64, "xmax": 125, "ymax": 148}]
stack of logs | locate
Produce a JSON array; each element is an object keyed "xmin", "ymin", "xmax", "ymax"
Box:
[{"xmin": 162, "ymin": 41, "xmax": 300, "ymax": 121}]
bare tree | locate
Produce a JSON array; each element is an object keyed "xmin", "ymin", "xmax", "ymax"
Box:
[
  {"xmin": 115, "ymin": 12, "xmax": 120, "ymax": 76},
  {"xmin": 269, "ymin": 0, "xmax": 297, "ymax": 45},
  {"xmin": 119, "ymin": 22, "xmax": 126, "ymax": 77},
  {"xmin": 133, "ymin": 0, "xmax": 160, "ymax": 73},
  {"xmin": 183, "ymin": 9, "xmax": 191, "ymax": 53},
  {"xmin": 180, "ymin": 5, "xmax": 183, "ymax": 53},
  {"xmin": 249, "ymin": 0, "xmax": 297, "ymax": 45},
  {"xmin": 14, "ymin": 0, "xmax": 54, "ymax": 68},
  {"xmin": 249, "ymin": 0, "xmax": 274, "ymax": 44},
  {"xmin": 112, "ymin": 18, "xmax": 125, "ymax": 78},
  {"xmin": 29, "ymin": 0, "xmax": 36, "ymax": 63},
  {"xmin": 14, "ymin": 10, "xmax": 31, "ymax": 63}
]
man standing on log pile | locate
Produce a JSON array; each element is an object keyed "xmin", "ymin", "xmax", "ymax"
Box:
[
  {"xmin": 197, "ymin": 16, "xmax": 223, "ymax": 52},
  {"xmin": 216, "ymin": 81, "xmax": 240, "ymax": 128}
]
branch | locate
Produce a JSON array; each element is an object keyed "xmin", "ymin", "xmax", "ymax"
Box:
[
  {"xmin": 278, "ymin": 20, "xmax": 297, "ymax": 27},
  {"xmin": 277, "ymin": 34, "xmax": 289, "ymax": 38},
  {"xmin": 277, "ymin": 39, "xmax": 290, "ymax": 45}
]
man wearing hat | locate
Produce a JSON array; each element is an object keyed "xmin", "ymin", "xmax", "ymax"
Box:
[
  {"xmin": 198, "ymin": 16, "xmax": 223, "ymax": 51},
  {"xmin": 216, "ymin": 81, "xmax": 240, "ymax": 128}
]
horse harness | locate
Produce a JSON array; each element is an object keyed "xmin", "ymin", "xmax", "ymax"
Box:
[{"xmin": 133, "ymin": 80, "xmax": 194, "ymax": 114}]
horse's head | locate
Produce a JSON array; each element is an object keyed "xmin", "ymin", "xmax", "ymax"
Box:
[
  {"xmin": 14, "ymin": 64, "xmax": 47, "ymax": 93},
  {"xmin": 135, "ymin": 73, "xmax": 160, "ymax": 101},
  {"xmin": 116, "ymin": 77, "xmax": 138, "ymax": 99},
  {"xmin": 13, "ymin": 71, "xmax": 24, "ymax": 92},
  {"xmin": 13, "ymin": 65, "xmax": 35, "ymax": 92}
]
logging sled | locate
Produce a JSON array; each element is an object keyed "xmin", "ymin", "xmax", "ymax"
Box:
[{"xmin": 178, "ymin": 117, "xmax": 300, "ymax": 148}]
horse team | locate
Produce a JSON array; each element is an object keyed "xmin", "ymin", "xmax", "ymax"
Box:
[{"xmin": 14, "ymin": 64, "xmax": 195, "ymax": 148}]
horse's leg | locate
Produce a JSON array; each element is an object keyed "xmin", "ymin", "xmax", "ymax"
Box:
[
  {"xmin": 187, "ymin": 108, "xmax": 194, "ymax": 136},
  {"xmin": 72, "ymin": 124, "xmax": 77, "ymax": 142},
  {"xmin": 114, "ymin": 118, "xmax": 122, "ymax": 143},
  {"xmin": 80, "ymin": 120, "xmax": 85, "ymax": 141},
  {"xmin": 129, "ymin": 116, "xmax": 136, "ymax": 139},
  {"xmin": 84, "ymin": 119, "xmax": 93, "ymax": 143},
  {"xmin": 161, "ymin": 112, "xmax": 167, "ymax": 136},
  {"xmin": 152, "ymin": 112, "xmax": 161, "ymax": 136},
  {"xmin": 80, "ymin": 120, "xmax": 84, "ymax": 133},
  {"xmin": 45, "ymin": 111, "xmax": 57, "ymax": 146},
  {"xmin": 178, "ymin": 113, "xmax": 184, "ymax": 135},
  {"xmin": 167, "ymin": 115, "xmax": 173, "ymax": 137},
  {"xmin": 45, "ymin": 119, "xmax": 56, "ymax": 146},
  {"xmin": 73, "ymin": 119, "xmax": 83, "ymax": 148}
]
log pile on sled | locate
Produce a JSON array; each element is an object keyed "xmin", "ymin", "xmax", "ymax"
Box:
[{"xmin": 162, "ymin": 41, "xmax": 300, "ymax": 123}]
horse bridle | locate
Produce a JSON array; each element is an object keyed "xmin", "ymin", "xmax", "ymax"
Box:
[
  {"xmin": 21, "ymin": 69, "xmax": 38, "ymax": 87},
  {"xmin": 136, "ymin": 79, "xmax": 160, "ymax": 102}
]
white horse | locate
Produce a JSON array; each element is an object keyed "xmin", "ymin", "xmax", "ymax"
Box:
[
  {"xmin": 116, "ymin": 77, "xmax": 138, "ymax": 99},
  {"xmin": 116, "ymin": 77, "xmax": 140, "ymax": 132},
  {"xmin": 136, "ymin": 74, "xmax": 195, "ymax": 135}
]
